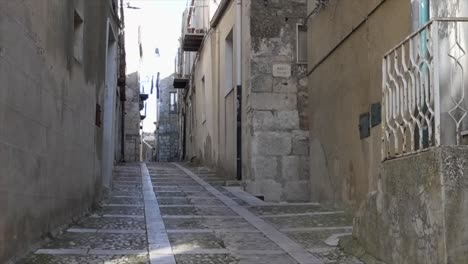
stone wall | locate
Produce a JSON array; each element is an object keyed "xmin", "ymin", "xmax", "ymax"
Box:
[
  {"xmin": 0, "ymin": 1, "xmax": 119, "ymax": 262},
  {"xmin": 124, "ymin": 72, "xmax": 141, "ymax": 162},
  {"xmin": 354, "ymin": 146, "xmax": 468, "ymax": 264},
  {"xmin": 243, "ymin": 0, "xmax": 310, "ymax": 202},
  {"xmin": 157, "ymin": 74, "xmax": 179, "ymax": 161}
]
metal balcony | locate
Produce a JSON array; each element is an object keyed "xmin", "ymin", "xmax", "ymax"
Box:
[
  {"xmin": 173, "ymin": 75, "xmax": 189, "ymax": 89},
  {"xmin": 139, "ymin": 93, "xmax": 149, "ymax": 101},
  {"xmin": 181, "ymin": 4, "xmax": 208, "ymax": 52},
  {"xmin": 182, "ymin": 29, "xmax": 205, "ymax": 51},
  {"xmin": 382, "ymin": 18, "xmax": 468, "ymax": 160}
]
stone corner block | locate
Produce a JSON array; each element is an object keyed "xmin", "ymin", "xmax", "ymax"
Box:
[
  {"xmin": 252, "ymin": 110, "xmax": 299, "ymax": 131},
  {"xmin": 251, "ymin": 93, "xmax": 297, "ymax": 111},
  {"xmin": 253, "ymin": 131, "xmax": 292, "ymax": 156}
]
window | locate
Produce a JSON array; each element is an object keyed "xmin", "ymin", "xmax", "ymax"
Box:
[
  {"xmin": 201, "ymin": 76, "xmax": 206, "ymax": 124},
  {"xmin": 169, "ymin": 92, "xmax": 178, "ymax": 114},
  {"xmin": 296, "ymin": 24, "xmax": 307, "ymax": 64},
  {"xmin": 95, "ymin": 104, "xmax": 102, "ymax": 127},
  {"xmin": 73, "ymin": 10, "xmax": 84, "ymax": 62},
  {"xmin": 225, "ymin": 29, "xmax": 234, "ymax": 95}
]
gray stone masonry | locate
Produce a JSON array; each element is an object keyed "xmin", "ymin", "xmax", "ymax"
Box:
[
  {"xmin": 157, "ymin": 74, "xmax": 179, "ymax": 162},
  {"xmin": 245, "ymin": 0, "xmax": 310, "ymax": 203},
  {"xmin": 354, "ymin": 146, "xmax": 468, "ymax": 264},
  {"xmin": 125, "ymin": 72, "xmax": 141, "ymax": 162}
]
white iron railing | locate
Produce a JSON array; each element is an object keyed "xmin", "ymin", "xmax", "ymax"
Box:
[
  {"xmin": 182, "ymin": 3, "xmax": 209, "ymax": 38},
  {"xmin": 382, "ymin": 18, "xmax": 468, "ymax": 160}
]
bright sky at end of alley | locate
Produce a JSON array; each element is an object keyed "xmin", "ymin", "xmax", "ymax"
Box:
[{"xmin": 125, "ymin": 0, "xmax": 187, "ymax": 132}]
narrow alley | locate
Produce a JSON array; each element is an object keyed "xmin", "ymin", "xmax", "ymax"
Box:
[
  {"xmin": 19, "ymin": 163, "xmax": 361, "ymax": 264},
  {"xmin": 5, "ymin": 0, "xmax": 468, "ymax": 263}
]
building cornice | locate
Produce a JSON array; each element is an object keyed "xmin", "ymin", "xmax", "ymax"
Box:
[{"xmin": 210, "ymin": 0, "xmax": 232, "ymax": 28}]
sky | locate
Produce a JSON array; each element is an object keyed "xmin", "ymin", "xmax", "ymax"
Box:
[{"xmin": 124, "ymin": 0, "xmax": 188, "ymax": 132}]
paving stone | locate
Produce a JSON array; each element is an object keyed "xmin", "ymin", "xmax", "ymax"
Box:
[
  {"xmin": 163, "ymin": 218, "xmax": 254, "ymax": 230},
  {"xmin": 19, "ymin": 254, "xmax": 149, "ymax": 264},
  {"xmin": 114, "ymin": 182, "xmax": 143, "ymax": 187},
  {"xmin": 265, "ymin": 214, "xmax": 353, "ymax": 229},
  {"xmin": 174, "ymin": 254, "xmax": 239, "ymax": 264},
  {"xmin": 188, "ymin": 198, "xmax": 225, "ymax": 206},
  {"xmin": 157, "ymin": 197, "xmax": 192, "ymax": 205},
  {"xmin": 311, "ymin": 248, "xmax": 364, "ymax": 264},
  {"xmin": 106, "ymin": 197, "xmax": 144, "ymax": 205},
  {"xmin": 19, "ymin": 163, "xmax": 362, "ymax": 264},
  {"xmin": 98, "ymin": 206, "xmax": 144, "ymax": 216},
  {"xmin": 155, "ymin": 192, "xmax": 187, "ymax": 197},
  {"xmin": 168, "ymin": 233, "xmax": 226, "ymax": 251},
  {"xmin": 43, "ymin": 233, "xmax": 147, "ymax": 250},
  {"xmin": 160, "ymin": 206, "xmax": 238, "ymax": 216},
  {"xmin": 217, "ymin": 232, "xmax": 281, "ymax": 251},
  {"xmin": 73, "ymin": 217, "xmax": 145, "ymax": 230},
  {"xmin": 179, "ymin": 186, "xmax": 206, "ymax": 192},
  {"xmin": 113, "ymin": 186, "xmax": 142, "ymax": 193},
  {"xmin": 285, "ymin": 228, "xmax": 353, "ymax": 248},
  {"xmin": 112, "ymin": 191, "xmax": 143, "ymax": 198},
  {"xmin": 234, "ymin": 253, "xmax": 298, "ymax": 264},
  {"xmin": 247, "ymin": 204, "xmax": 333, "ymax": 216}
]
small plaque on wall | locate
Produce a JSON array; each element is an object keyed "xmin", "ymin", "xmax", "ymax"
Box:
[
  {"xmin": 272, "ymin": 63, "xmax": 291, "ymax": 78},
  {"xmin": 359, "ymin": 112, "xmax": 370, "ymax": 139}
]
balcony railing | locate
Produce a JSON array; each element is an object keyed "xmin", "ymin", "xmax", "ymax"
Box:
[
  {"xmin": 173, "ymin": 74, "xmax": 190, "ymax": 89},
  {"xmin": 181, "ymin": 4, "xmax": 209, "ymax": 52},
  {"xmin": 173, "ymin": 48, "xmax": 190, "ymax": 89},
  {"xmin": 382, "ymin": 18, "xmax": 468, "ymax": 160}
]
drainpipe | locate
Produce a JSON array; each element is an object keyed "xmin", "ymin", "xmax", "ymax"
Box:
[
  {"xmin": 419, "ymin": 0, "xmax": 430, "ymax": 26},
  {"xmin": 235, "ymin": 0, "xmax": 242, "ymax": 181}
]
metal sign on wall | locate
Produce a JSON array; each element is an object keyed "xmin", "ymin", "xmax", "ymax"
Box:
[{"xmin": 273, "ymin": 63, "xmax": 291, "ymax": 78}]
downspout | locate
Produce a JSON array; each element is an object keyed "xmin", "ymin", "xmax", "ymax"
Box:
[
  {"xmin": 419, "ymin": 0, "xmax": 429, "ymax": 26},
  {"xmin": 119, "ymin": 0, "xmax": 126, "ymax": 162},
  {"xmin": 419, "ymin": 0, "xmax": 429, "ymax": 55},
  {"xmin": 235, "ymin": 0, "xmax": 242, "ymax": 181}
]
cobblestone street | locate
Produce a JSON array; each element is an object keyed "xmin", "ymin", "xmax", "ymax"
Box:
[{"xmin": 18, "ymin": 163, "xmax": 362, "ymax": 264}]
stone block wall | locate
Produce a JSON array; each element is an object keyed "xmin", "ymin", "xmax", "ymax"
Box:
[
  {"xmin": 124, "ymin": 72, "xmax": 141, "ymax": 162},
  {"xmin": 157, "ymin": 74, "xmax": 179, "ymax": 161},
  {"xmin": 354, "ymin": 146, "xmax": 468, "ymax": 264},
  {"xmin": 244, "ymin": 0, "xmax": 310, "ymax": 202}
]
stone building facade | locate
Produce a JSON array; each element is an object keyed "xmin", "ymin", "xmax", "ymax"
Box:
[
  {"xmin": 157, "ymin": 74, "xmax": 180, "ymax": 161},
  {"xmin": 176, "ymin": 0, "xmax": 309, "ymax": 202},
  {"xmin": 0, "ymin": 1, "xmax": 123, "ymax": 262},
  {"xmin": 124, "ymin": 72, "xmax": 142, "ymax": 162}
]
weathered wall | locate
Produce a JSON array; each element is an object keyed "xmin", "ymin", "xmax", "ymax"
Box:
[
  {"xmin": 157, "ymin": 75, "xmax": 180, "ymax": 162},
  {"xmin": 243, "ymin": 0, "xmax": 310, "ymax": 202},
  {"xmin": 354, "ymin": 146, "xmax": 468, "ymax": 264},
  {"xmin": 182, "ymin": 0, "xmax": 237, "ymax": 180},
  {"xmin": 124, "ymin": 72, "xmax": 141, "ymax": 162},
  {"xmin": 0, "ymin": 1, "xmax": 118, "ymax": 262},
  {"xmin": 307, "ymin": 0, "xmax": 412, "ymax": 207},
  {"xmin": 430, "ymin": 0, "xmax": 468, "ymax": 17},
  {"xmin": 214, "ymin": 1, "xmax": 237, "ymax": 179}
]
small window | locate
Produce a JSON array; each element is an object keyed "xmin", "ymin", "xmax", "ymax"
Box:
[
  {"xmin": 73, "ymin": 10, "xmax": 84, "ymax": 62},
  {"xmin": 297, "ymin": 24, "xmax": 307, "ymax": 64},
  {"xmin": 225, "ymin": 29, "xmax": 234, "ymax": 95},
  {"xmin": 95, "ymin": 104, "xmax": 102, "ymax": 127},
  {"xmin": 201, "ymin": 76, "xmax": 206, "ymax": 123},
  {"xmin": 169, "ymin": 92, "xmax": 178, "ymax": 114}
]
